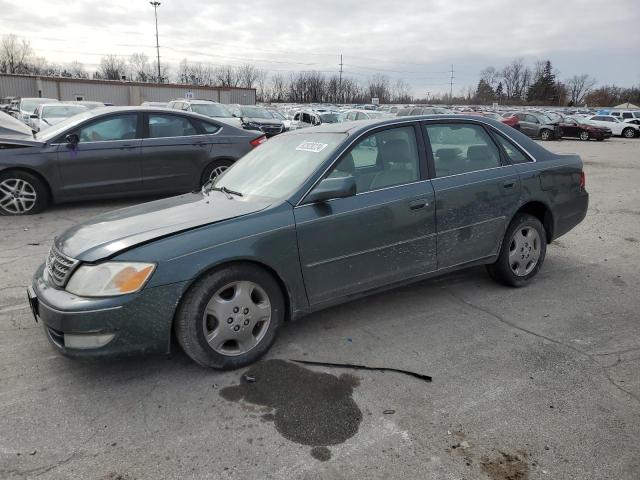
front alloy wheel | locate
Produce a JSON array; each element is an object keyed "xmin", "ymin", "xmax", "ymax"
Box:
[
  {"xmin": 579, "ymin": 131, "xmax": 590, "ymax": 141},
  {"xmin": 622, "ymin": 127, "xmax": 636, "ymax": 139},
  {"xmin": 175, "ymin": 264, "xmax": 284, "ymax": 369},
  {"xmin": 539, "ymin": 129, "xmax": 552, "ymax": 140}
]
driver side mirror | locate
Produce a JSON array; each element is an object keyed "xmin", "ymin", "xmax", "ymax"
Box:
[
  {"xmin": 305, "ymin": 176, "xmax": 356, "ymax": 204},
  {"xmin": 65, "ymin": 133, "xmax": 79, "ymax": 146}
]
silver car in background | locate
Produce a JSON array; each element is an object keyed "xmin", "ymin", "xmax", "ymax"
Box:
[{"xmin": 28, "ymin": 103, "xmax": 89, "ymax": 132}]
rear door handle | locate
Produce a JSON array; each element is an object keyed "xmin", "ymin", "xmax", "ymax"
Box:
[
  {"xmin": 194, "ymin": 141, "xmax": 208, "ymax": 148},
  {"xmin": 503, "ymin": 181, "xmax": 516, "ymax": 189},
  {"xmin": 409, "ymin": 199, "xmax": 428, "ymax": 210},
  {"xmin": 119, "ymin": 145, "xmax": 137, "ymax": 150}
]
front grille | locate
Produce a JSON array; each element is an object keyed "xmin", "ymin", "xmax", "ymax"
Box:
[
  {"xmin": 260, "ymin": 124, "xmax": 283, "ymax": 136},
  {"xmin": 45, "ymin": 246, "xmax": 78, "ymax": 287}
]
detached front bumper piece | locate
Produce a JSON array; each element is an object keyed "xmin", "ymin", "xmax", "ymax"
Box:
[{"xmin": 28, "ymin": 264, "xmax": 187, "ymax": 359}]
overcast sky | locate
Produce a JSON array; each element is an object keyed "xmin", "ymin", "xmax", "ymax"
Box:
[{"xmin": 1, "ymin": 0, "xmax": 639, "ymax": 95}]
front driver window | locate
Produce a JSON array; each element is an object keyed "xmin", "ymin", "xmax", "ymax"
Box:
[
  {"xmin": 424, "ymin": 123, "xmax": 501, "ymax": 177},
  {"xmin": 77, "ymin": 114, "xmax": 138, "ymax": 142},
  {"xmin": 328, "ymin": 126, "xmax": 420, "ymax": 194}
]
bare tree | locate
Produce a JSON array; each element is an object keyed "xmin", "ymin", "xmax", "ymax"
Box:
[
  {"xmin": 565, "ymin": 74, "xmax": 597, "ymax": 106},
  {"xmin": 129, "ymin": 52, "xmax": 152, "ymax": 82},
  {"xmin": 501, "ymin": 58, "xmax": 529, "ymax": 100},
  {"xmin": 67, "ymin": 61, "xmax": 88, "ymax": 78},
  {"xmin": 96, "ymin": 55, "xmax": 128, "ymax": 80},
  {"xmin": 479, "ymin": 66, "xmax": 499, "ymax": 89},
  {"xmin": 237, "ymin": 64, "xmax": 259, "ymax": 89},
  {"xmin": 0, "ymin": 34, "xmax": 33, "ymax": 74},
  {"xmin": 215, "ymin": 65, "xmax": 240, "ymax": 87},
  {"xmin": 367, "ymin": 73, "xmax": 391, "ymax": 103},
  {"xmin": 255, "ymin": 69, "xmax": 268, "ymax": 102},
  {"xmin": 269, "ymin": 73, "xmax": 286, "ymax": 102}
]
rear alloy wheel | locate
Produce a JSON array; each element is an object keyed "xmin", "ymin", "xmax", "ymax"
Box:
[
  {"xmin": 0, "ymin": 171, "xmax": 49, "ymax": 215},
  {"xmin": 539, "ymin": 129, "xmax": 553, "ymax": 141},
  {"xmin": 579, "ymin": 131, "xmax": 590, "ymax": 141},
  {"xmin": 201, "ymin": 159, "xmax": 233, "ymax": 186},
  {"xmin": 486, "ymin": 213, "xmax": 547, "ymax": 287},
  {"xmin": 175, "ymin": 264, "xmax": 284, "ymax": 369},
  {"xmin": 622, "ymin": 127, "xmax": 636, "ymax": 139}
]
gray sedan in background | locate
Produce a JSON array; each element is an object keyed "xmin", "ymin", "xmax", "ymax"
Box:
[{"xmin": 0, "ymin": 107, "xmax": 265, "ymax": 215}]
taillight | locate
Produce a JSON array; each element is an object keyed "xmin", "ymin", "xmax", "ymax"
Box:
[
  {"xmin": 250, "ymin": 136, "xmax": 267, "ymax": 148},
  {"xmin": 579, "ymin": 171, "xmax": 586, "ymax": 189}
]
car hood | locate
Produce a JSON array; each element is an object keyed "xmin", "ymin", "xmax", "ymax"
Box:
[
  {"xmin": 215, "ymin": 116, "xmax": 243, "ymax": 127},
  {"xmin": 242, "ymin": 117, "xmax": 283, "ymax": 126},
  {"xmin": 55, "ymin": 191, "xmax": 273, "ymax": 262},
  {"xmin": 0, "ymin": 134, "xmax": 43, "ymax": 148}
]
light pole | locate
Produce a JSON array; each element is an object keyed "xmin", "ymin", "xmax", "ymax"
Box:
[{"xmin": 150, "ymin": 1, "xmax": 161, "ymax": 82}]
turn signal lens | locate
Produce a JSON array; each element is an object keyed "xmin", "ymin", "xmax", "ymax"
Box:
[{"xmin": 66, "ymin": 262, "xmax": 156, "ymax": 297}]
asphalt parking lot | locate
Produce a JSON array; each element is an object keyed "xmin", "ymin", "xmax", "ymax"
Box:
[{"xmin": 1, "ymin": 137, "xmax": 639, "ymax": 479}]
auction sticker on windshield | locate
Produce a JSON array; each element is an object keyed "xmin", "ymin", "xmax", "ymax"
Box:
[{"xmin": 296, "ymin": 141, "xmax": 328, "ymax": 153}]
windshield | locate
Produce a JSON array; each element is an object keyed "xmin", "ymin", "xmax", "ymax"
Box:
[
  {"xmin": 35, "ymin": 111, "xmax": 94, "ymax": 141},
  {"xmin": 538, "ymin": 114, "xmax": 553, "ymax": 124},
  {"xmin": 213, "ymin": 133, "xmax": 346, "ymax": 199},
  {"xmin": 239, "ymin": 106, "xmax": 272, "ymax": 119},
  {"xmin": 191, "ymin": 103, "xmax": 232, "ymax": 118},
  {"xmin": 21, "ymin": 98, "xmax": 56, "ymax": 113},
  {"xmin": 269, "ymin": 111, "xmax": 285, "ymax": 120},
  {"xmin": 319, "ymin": 113, "xmax": 340, "ymax": 123},
  {"xmin": 42, "ymin": 105, "xmax": 87, "ymax": 119}
]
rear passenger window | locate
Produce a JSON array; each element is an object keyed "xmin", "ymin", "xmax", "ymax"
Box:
[
  {"xmin": 195, "ymin": 120, "xmax": 221, "ymax": 134},
  {"xmin": 494, "ymin": 134, "xmax": 529, "ymax": 164},
  {"xmin": 148, "ymin": 114, "xmax": 198, "ymax": 138},
  {"xmin": 328, "ymin": 126, "xmax": 420, "ymax": 193},
  {"xmin": 424, "ymin": 124, "xmax": 501, "ymax": 177}
]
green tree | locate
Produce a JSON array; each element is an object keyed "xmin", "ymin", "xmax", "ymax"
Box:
[{"xmin": 475, "ymin": 79, "xmax": 495, "ymax": 104}]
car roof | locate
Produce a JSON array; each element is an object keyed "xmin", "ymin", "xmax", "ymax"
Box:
[{"xmin": 285, "ymin": 114, "xmax": 506, "ymax": 135}]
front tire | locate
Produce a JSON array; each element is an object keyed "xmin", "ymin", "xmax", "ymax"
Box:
[
  {"xmin": 0, "ymin": 171, "xmax": 49, "ymax": 215},
  {"xmin": 174, "ymin": 264, "xmax": 285, "ymax": 369},
  {"xmin": 486, "ymin": 214, "xmax": 547, "ymax": 287},
  {"xmin": 622, "ymin": 127, "xmax": 636, "ymax": 139}
]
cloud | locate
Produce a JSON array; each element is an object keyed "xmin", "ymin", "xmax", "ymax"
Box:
[{"xmin": 1, "ymin": 0, "xmax": 638, "ymax": 93}]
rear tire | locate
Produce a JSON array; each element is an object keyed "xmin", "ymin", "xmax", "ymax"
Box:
[
  {"xmin": 486, "ymin": 214, "xmax": 547, "ymax": 288},
  {"xmin": 539, "ymin": 129, "xmax": 552, "ymax": 141},
  {"xmin": 201, "ymin": 159, "xmax": 233, "ymax": 187},
  {"xmin": 622, "ymin": 127, "xmax": 636, "ymax": 139},
  {"xmin": 174, "ymin": 264, "xmax": 285, "ymax": 369},
  {"xmin": 0, "ymin": 170, "xmax": 49, "ymax": 215},
  {"xmin": 579, "ymin": 131, "xmax": 590, "ymax": 141}
]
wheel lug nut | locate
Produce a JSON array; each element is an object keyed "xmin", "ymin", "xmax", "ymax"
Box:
[
  {"xmin": 233, "ymin": 325, "xmax": 240, "ymax": 331},
  {"xmin": 227, "ymin": 317, "xmax": 233, "ymax": 324},
  {"xmin": 243, "ymin": 308, "xmax": 249, "ymax": 314},
  {"xmin": 233, "ymin": 307, "xmax": 239, "ymax": 313},
  {"xmin": 244, "ymin": 319, "xmax": 250, "ymax": 326}
]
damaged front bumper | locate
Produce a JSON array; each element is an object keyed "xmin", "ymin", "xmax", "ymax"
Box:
[{"xmin": 28, "ymin": 264, "xmax": 187, "ymax": 358}]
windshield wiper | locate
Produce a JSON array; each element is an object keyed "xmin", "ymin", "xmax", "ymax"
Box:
[{"xmin": 209, "ymin": 185, "xmax": 243, "ymax": 199}]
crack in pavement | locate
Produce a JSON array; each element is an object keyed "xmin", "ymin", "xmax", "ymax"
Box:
[{"xmin": 447, "ymin": 289, "xmax": 640, "ymax": 405}]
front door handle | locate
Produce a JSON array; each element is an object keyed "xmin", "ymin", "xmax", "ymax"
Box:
[
  {"xmin": 194, "ymin": 142, "xmax": 208, "ymax": 148},
  {"xmin": 119, "ymin": 145, "xmax": 137, "ymax": 150},
  {"xmin": 503, "ymin": 181, "xmax": 516, "ymax": 189},
  {"xmin": 409, "ymin": 199, "xmax": 428, "ymax": 210}
]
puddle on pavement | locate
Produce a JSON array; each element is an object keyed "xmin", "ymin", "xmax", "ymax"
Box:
[{"xmin": 220, "ymin": 359, "xmax": 362, "ymax": 458}]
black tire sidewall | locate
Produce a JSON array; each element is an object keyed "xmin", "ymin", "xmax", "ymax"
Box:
[
  {"xmin": 0, "ymin": 171, "xmax": 49, "ymax": 215},
  {"xmin": 175, "ymin": 264, "xmax": 284, "ymax": 369},
  {"xmin": 489, "ymin": 214, "xmax": 547, "ymax": 287}
]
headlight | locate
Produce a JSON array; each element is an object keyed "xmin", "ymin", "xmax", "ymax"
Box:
[{"xmin": 66, "ymin": 262, "xmax": 156, "ymax": 297}]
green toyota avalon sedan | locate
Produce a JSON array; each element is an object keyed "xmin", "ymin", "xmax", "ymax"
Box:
[{"xmin": 27, "ymin": 116, "xmax": 588, "ymax": 369}]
